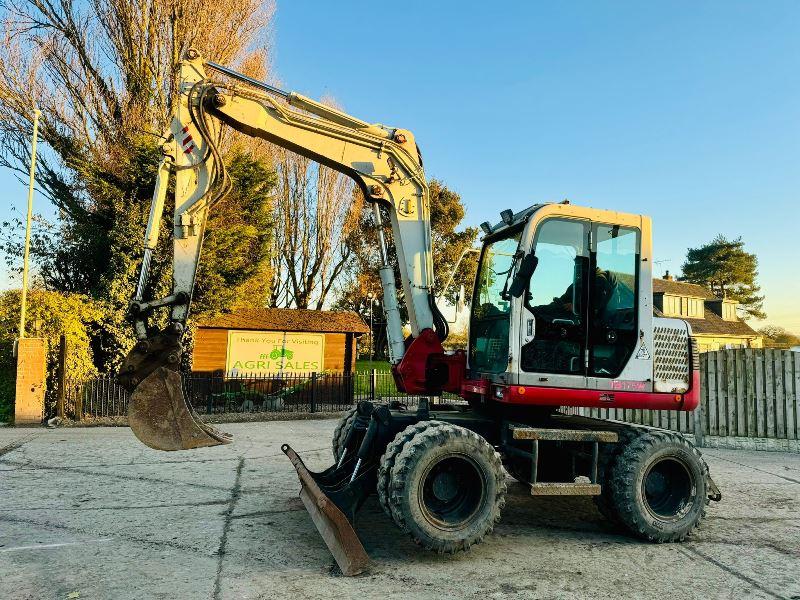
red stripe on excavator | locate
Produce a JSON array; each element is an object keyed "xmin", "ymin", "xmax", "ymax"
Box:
[{"xmin": 496, "ymin": 371, "xmax": 700, "ymax": 411}]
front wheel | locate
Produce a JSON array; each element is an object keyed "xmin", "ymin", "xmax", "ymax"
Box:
[
  {"xmin": 331, "ymin": 407, "xmax": 357, "ymax": 460},
  {"xmin": 387, "ymin": 423, "xmax": 506, "ymax": 554},
  {"xmin": 610, "ymin": 431, "xmax": 708, "ymax": 542}
]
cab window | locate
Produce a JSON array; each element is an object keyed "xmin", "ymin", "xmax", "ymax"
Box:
[
  {"xmin": 521, "ymin": 218, "xmax": 589, "ymax": 374},
  {"xmin": 469, "ymin": 228, "xmax": 521, "ymax": 373},
  {"xmin": 589, "ymin": 224, "xmax": 639, "ymax": 376}
]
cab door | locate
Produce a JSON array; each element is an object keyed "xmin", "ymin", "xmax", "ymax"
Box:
[
  {"xmin": 586, "ymin": 223, "xmax": 641, "ymax": 382},
  {"xmin": 517, "ymin": 217, "xmax": 589, "ymax": 389}
]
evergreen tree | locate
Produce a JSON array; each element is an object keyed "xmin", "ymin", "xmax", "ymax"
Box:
[{"xmin": 680, "ymin": 235, "xmax": 765, "ymax": 320}]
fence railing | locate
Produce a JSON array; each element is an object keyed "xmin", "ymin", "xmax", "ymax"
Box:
[
  {"xmin": 62, "ymin": 350, "xmax": 799, "ymax": 444},
  {"xmin": 64, "ymin": 370, "xmax": 459, "ymax": 419}
]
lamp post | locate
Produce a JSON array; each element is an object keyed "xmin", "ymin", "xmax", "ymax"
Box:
[
  {"xmin": 18, "ymin": 107, "xmax": 41, "ymax": 339},
  {"xmin": 366, "ymin": 292, "xmax": 375, "ymax": 362}
]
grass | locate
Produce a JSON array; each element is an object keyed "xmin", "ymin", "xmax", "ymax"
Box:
[
  {"xmin": 354, "ymin": 360, "xmax": 401, "ymax": 397},
  {"xmin": 355, "ymin": 360, "xmax": 391, "ymax": 372}
]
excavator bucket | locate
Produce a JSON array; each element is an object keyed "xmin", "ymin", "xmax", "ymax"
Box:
[
  {"xmin": 282, "ymin": 444, "xmax": 370, "ymax": 576},
  {"xmin": 128, "ymin": 367, "xmax": 232, "ymax": 451}
]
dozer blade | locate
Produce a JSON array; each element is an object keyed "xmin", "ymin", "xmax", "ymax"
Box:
[
  {"xmin": 282, "ymin": 444, "xmax": 369, "ymax": 576},
  {"xmin": 129, "ymin": 366, "xmax": 232, "ymax": 451}
]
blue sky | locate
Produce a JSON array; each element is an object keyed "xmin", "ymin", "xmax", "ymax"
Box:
[{"xmin": 2, "ymin": 1, "xmax": 798, "ymax": 330}]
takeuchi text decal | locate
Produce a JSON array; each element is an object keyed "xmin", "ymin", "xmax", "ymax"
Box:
[{"xmin": 225, "ymin": 330, "xmax": 326, "ymax": 374}]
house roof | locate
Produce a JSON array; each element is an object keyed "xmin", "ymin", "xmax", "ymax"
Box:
[
  {"xmin": 196, "ymin": 308, "xmax": 370, "ymax": 334},
  {"xmin": 651, "ymin": 278, "xmax": 759, "ymax": 338},
  {"xmin": 682, "ymin": 308, "xmax": 760, "ymax": 338},
  {"xmin": 652, "ymin": 278, "xmax": 717, "ymax": 299}
]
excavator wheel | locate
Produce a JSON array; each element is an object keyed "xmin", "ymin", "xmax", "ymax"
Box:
[
  {"xmin": 609, "ymin": 430, "xmax": 708, "ymax": 542},
  {"xmin": 331, "ymin": 407, "xmax": 358, "ymax": 461},
  {"xmin": 387, "ymin": 422, "xmax": 506, "ymax": 554},
  {"xmin": 377, "ymin": 420, "xmax": 445, "ymax": 521},
  {"xmin": 593, "ymin": 426, "xmax": 639, "ymax": 526}
]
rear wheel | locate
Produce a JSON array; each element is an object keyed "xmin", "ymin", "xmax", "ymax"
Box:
[
  {"xmin": 610, "ymin": 430, "xmax": 707, "ymax": 542},
  {"xmin": 594, "ymin": 426, "xmax": 638, "ymax": 525},
  {"xmin": 387, "ymin": 423, "xmax": 506, "ymax": 554},
  {"xmin": 331, "ymin": 407, "xmax": 357, "ymax": 461}
]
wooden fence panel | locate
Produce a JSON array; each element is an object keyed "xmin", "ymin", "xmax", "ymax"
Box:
[
  {"xmin": 755, "ymin": 350, "xmax": 766, "ymax": 437},
  {"xmin": 746, "ymin": 350, "xmax": 757, "ymax": 438},
  {"xmin": 700, "ymin": 353, "xmax": 710, "ymax": 435},
  {"xmin": 783, "ymin": 351, "xmax": 796, "ymax": 440},
  {"xmin": 577, "ymin": 350, "xmax": 798, "ymax": 442},
  {"xmin": 765, "ymin": 349, "xmax": 776, "ymax": 438},
  {"xmin": 774, "ymin": 350, "xmax": 786, "ymax": 437},
  {"xmin": 734, "ymin": 349, "xmax": 746, "ymax": 437},
  {"xmin": 795, "ymin": 353, "xmax": 800, "ymax": 440},
  {"xmin": 707, "ymin": 352, "xmax": 719, "ymax": 436}
]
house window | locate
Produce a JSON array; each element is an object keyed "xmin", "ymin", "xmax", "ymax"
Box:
[
  {"xmin": 663, "ymin": 295, "xmax": 679, "ymax": 316},
  {"xmin": 662, "ymin": 295, "xmax": 703, "ymax": 318},
  {"xmin": 722, "ymin": 301, "xmax": 737, "ymax": 321},
  {"xmin": 686, "ymin": 298, "xmax": 703, "ymax": 318}
]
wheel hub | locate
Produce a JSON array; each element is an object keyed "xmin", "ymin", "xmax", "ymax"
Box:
[
  {"xmin": 432, "ymin": 471, "xmax": 459, "ymax": 502},
  {"xmin": 643, "ymin": 457, "xmax": 694, "ymax": 519},
  {"xmin": 420, "ymin": 454, "xmax": 485, "ymax": 529}
]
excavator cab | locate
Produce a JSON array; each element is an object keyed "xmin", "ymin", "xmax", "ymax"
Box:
[
  {"xmin": 469, "ymin": 203, "xmax": 660, "ymax": 399},
  {"xmin": 466, "ymin": 202, "xmax": 700, "ymax": 411}
]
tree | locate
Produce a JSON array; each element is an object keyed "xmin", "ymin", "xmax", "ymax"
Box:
[
  {"xmin": 680, "ymin": 235, "xmax": 765, "ymax": 320},
  {"xmin": 0, "ymin": 288, "xmax": 102, "ymax": 420},
  {"xmin": 758, "ymin": 325, "xmax": 800, "ymax": 348},
  {"xmin": 335, "ymin": 179, "xmax": 479, "ymax": 358},
  {"xmin": 0, "ymin": 0, "xmax": 277, "ymax": 370},
  {"xmin": 269, "ymin": 145, "xmax": 360, "ymax": 309},
  {"xmin": 192, "ymin": 149, "xmax": 277, "ymax": 315}
]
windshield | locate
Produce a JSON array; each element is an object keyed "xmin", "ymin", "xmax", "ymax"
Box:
[{"xmin": 469, "ymin": 228, "xmax": 522, "ymax": 374}]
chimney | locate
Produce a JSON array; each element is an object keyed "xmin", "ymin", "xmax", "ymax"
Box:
[{"xmin": 663, "ymin": 270, "xmax": 674, "ymax": 281}]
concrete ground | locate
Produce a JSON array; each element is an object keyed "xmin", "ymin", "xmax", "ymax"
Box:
[{"xmin": 0, "ymin": 421, "xmax": 798, "ymax": 600}]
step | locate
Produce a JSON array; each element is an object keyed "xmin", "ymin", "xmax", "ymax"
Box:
[
  {"xmin": 530, "ymin": 482, "xmax": 602, "ymax": 496},
  {"xmin": 511, "ymin": 427, "xmax": 618, "ymax": 443}
]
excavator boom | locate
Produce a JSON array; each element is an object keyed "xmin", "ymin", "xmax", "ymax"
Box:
[
  {"xmin": 119, "ymin": 51, "xmax": 450, "ymax": 440},
  {"xmin": 117, "ymin": 51, "xmax": 452, "ymax": 573}
]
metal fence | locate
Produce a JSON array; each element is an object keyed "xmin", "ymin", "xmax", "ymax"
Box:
[
  {"xmin": 64, "ymin": 370, "xmax": 458, "ymax": 419},
  {"xmin": 577, "ymin": 349, "xmax": 799, "ymax": 442}
]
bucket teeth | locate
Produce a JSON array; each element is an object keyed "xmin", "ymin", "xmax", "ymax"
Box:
[{"xmin": 128, "ymin": 367, "xmax": 232, "ymax": 451}]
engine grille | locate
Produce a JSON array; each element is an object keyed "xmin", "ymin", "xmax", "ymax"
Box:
[{"xmin": 653, "ymin": 323, "xmax": 690, "ymax": 390}]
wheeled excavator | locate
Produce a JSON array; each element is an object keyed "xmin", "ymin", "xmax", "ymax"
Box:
[{"xmin": 119, "ymin": 51, "xmax": 721, "ymax": 576}]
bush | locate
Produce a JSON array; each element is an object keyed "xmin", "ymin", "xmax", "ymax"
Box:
[{"xmin": 0, "ymin": 288, "xmax": 101, "ymax": 420}]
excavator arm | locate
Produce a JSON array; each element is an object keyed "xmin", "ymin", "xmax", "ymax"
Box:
[{"xmin": 117, "ymin": 51, "xmax": 450, "ymax": 451}]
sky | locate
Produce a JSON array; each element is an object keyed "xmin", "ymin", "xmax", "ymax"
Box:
[{"xmin": 1, "ymin": 1, "xmax": 798, "ymax": 331}]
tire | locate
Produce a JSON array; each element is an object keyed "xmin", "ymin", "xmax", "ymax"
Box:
[
  {"xmin": 593, "ymin": 426, "xmax": 638, "ymax": 525},
  {"xmin": 331, "ymin": 406, "xmax": 358, "ymax": 461},
  {"xmin": 377, "ymin": 421, "xmax": 445, "ymax": 520},
  {"xmin": 609, "ymin": 430, "xmax": 708, "ymax": 542},
  {"xmin": 388, "ymin": 423, "xmax": 506, "ymax": 554}
]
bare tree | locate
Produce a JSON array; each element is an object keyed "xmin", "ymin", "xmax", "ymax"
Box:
[
  {"xmin": 269, "ymin": 143, "xmax": 361, "ymax": 310},
  {"xmin": 0, "ymin": 0, "xmax": 274, "ymax": 211}
]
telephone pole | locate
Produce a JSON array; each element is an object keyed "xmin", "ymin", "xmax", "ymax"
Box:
[{"xmin": 18, "ymin": 107, "xmax": 41, "ymax": 339}]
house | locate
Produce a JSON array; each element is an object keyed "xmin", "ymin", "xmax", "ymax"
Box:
[
  {"xmin": 192, "ymin": 308, "xmax": 370, "ymax": 374},
  {"xmin": 653, "ymin": 273, "xmax": 763, "ymax": 352}
]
